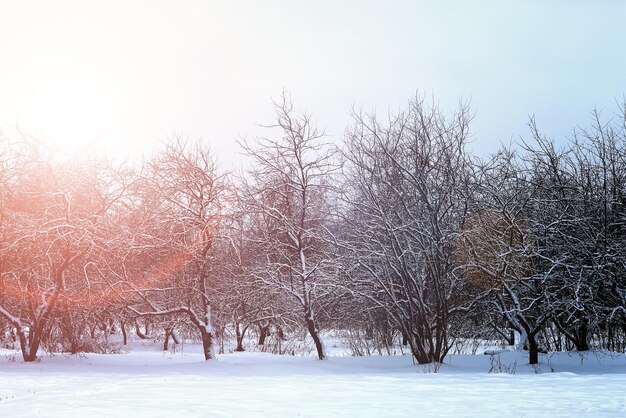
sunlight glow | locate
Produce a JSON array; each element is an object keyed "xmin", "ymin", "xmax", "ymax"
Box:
[
  {"xmin": 25, "ymin": 84, "xmax": 111, "ymax": 153},
  {"xmin": 11, "ymin": 64, "xmax": 134, "ymax": 158}
]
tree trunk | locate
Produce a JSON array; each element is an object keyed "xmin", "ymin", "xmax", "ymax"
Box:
[
  {"xmin": 277, "ymin": 326, "xmax": 285, "ymax": 340},
  {"xmin": 217, "ymin": 325, "xmax": 226, "ymax": 355},
  {"xmin": 305, "ymin": 314, "xmax": 324, "ymax": 360},
  {"xmin": 527, "ymin": 333, "xmax": 539, "ymax": 365},
  {"xmin": 555, "ymin": 318, "xmax": 590, "ymax": 352},
  {"xmin": 17, "ymin": 326, "xmax": 43, "ymax": 362},
  {"xmin": 235, "ymin": 323, "xmax": 245, "ymax": 352},
  {"xmin": 121, "ymin": 322, "xmax": 128, "ymax": 346},
  {"xmin": 258, "ymin": 324, "xmax": 270, "ymax": 346},
  {"xmin": 406, "ymin": 333, "xmax": 433, "ymax": 364},
  {"xmin": 200, "ymin": 329, "xmax": 215, "ymax": 360},
  {"xmin": 163, "ymin": 328, "xmax": 172, "ymax": 351},
  {"xmin": 574, "ymin": 322, "xmax": 590, "ymax": 351},
  {"xmin": 135, "ymin": 321, "xmax": 149, "ymax": 339}
]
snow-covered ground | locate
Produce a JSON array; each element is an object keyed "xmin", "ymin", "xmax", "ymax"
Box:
[{"xmin": 1, "ymin": 343, "xmax": 625, "ymax": 417}]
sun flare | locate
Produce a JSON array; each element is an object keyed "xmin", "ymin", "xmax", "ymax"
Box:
[{"xmin": 20, "ymin": 78, "xmax": 118, "ymax": 155}]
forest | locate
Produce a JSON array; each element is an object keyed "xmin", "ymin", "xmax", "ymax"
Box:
[{"xmin": 1, "ymin": 94, "xmax": 625, "ymax": 366}]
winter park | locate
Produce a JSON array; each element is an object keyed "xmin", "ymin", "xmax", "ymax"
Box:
[{"xmin": 1, "ymin": 1, "xmax": 626, "ymax": 417}]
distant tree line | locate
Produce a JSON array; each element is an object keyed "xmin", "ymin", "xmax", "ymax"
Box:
[{"xmin": 1, "ymin": 93, "xmax": 625, "ymax": 364}]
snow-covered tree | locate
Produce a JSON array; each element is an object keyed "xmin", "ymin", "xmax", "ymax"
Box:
[
  {"xmin": 458, "ymin": 146, "xmax": 553, "ymax": 364},
  {"xmin": 0, "ymin": 140, "xmax": 131, "ymax": 361},
  {"xmin": 340, "ymin": 96, "xmax": 474, "ymax": 364},
  {"xmin": 238, "ymin": 93, "xmax": 338, "ymax": 360},
  {"xmin": 123, "ymin": 139, "xmax": 229, "ymax": 360}
]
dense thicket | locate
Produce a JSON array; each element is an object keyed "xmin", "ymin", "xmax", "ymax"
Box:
[{"xmin": 1, "ymin": 96, "xmax": 625, "ymax": 364}]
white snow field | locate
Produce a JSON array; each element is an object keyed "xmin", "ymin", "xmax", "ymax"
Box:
[{"xmin": 1, "ymin": 345, "xmax": 625, "ymax": 417}]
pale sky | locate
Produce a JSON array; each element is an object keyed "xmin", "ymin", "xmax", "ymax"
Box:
[{"xmin": 1, "ymin": 0, "xmax": 625, "ymax": 164}]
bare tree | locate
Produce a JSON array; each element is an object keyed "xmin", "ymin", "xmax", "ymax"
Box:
[
  {"xmin": 0, "ymin": 140, "xmax": 131, "ymax": 361},
  {"xmin": 458, "ymin": 146, "xmax": 552, "ymax": 364},
  {"xmin": 238, "ymin": 93, "xmax": 338, "ymax": 360},
  {"xmin": 459, "ymin": 108, "xmax": 626, "ymax": 362},
  {"xmin": 122, "ymin": 139, "xmax": 229, "ymax": 360},
  {"xmin": 340, "ymin": 95, "xmax": 474, "ymax": 364}
]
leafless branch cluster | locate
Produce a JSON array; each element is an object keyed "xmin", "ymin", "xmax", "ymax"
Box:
[{"xmin": 1, "ymin": 95, "xmax": 625, "ymax": 365}]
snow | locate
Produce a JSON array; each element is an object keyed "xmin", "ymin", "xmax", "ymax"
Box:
[{"xmin": 0, "ymin": 344, "xmax": 625, "ymax": 417}]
